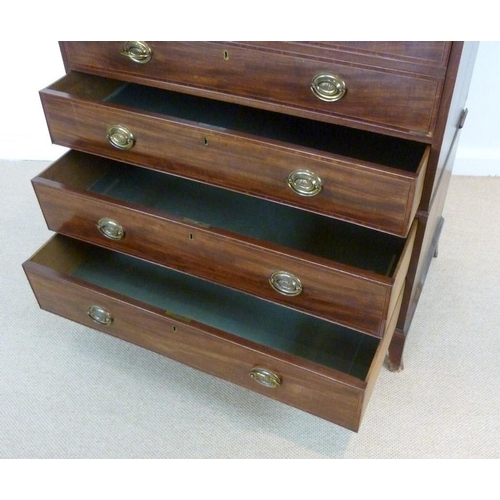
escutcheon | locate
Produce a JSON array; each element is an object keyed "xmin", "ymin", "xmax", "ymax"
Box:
[
  {"xmin": 249, "ymin": 367, "xmax": 282, "ymax": 388},
  {"xmin": 287, "ymin": 169, "xmax": 323, "ymax": 197},
  {"xmin": 269, "ymin": 271, "xmax": 303, "ymax": 297},
  {"xmin": 120, "ymin": 41, "xmax": 153, "ymax": 63},
  {"xmin": 106, "ymin": 125, "xmax": 135, "ymax": 151},
  {"xmin": 311, "ymin": 73, "xmax": 346, "ymax": 102},
  {"xmin": 87, "ymin": 305, "xmax": 113, "ymax": 326},
  {"xmin": 97, "ymin": 218, "xmax": 125, "ymax": 240}
]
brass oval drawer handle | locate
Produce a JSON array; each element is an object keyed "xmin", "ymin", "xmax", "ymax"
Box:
[
  {"xmin": 97, "ymin": 218, "xmax": 124, "ymax": 240},
  {"xmin": 287, "ymin": 169, "xmax": 323, "ymax": 197},
  {"xmin": 249, "ymin": 367, "xmax": 282, "ymax": 388},
  {"xmin": 311, "ymin": 73, "xmax": 346, "ymax": 102},
  {"xmin": 120, "ymin": 41, "xmax": 152, "ymax": 63},
  {"xmin": 87, "ymin": 305, "xmax": 113, "ymax": 326},
  {"xmin": 107, "ymin": 125, "xmax": 135, "ymax": 151},
  {"xmin": 269, "ymin": 271, "xmax": 303, "ymax": 297}
]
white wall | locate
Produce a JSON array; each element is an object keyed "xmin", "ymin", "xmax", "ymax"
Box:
[
  {"xmin": 453, "ymin": 42, "xmax": 500, "ymax": 175},
  {"xmin": 0, "ymin": 41, "xmax": 68, "ymax": 161},
  {"xmin": 1, "ymin": 41, "xmax": 498, "ymax": 175}
]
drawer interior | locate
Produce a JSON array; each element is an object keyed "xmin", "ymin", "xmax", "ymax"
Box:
[
  {"xmin": 52, "ymin": 72, "xmax": 427, "ymax": 173},
  {"xmin": 40, "ymin": 152, "xmax": 408, "ymax": 277},
  {"xmin": 30, "ymin": 236, "xmax": 380, "ymax": 381}
]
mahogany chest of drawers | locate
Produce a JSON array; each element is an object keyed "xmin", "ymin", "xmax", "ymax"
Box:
[{"xmin": 23, "ymin": 42, "xmax": 477, "ymax": 431}]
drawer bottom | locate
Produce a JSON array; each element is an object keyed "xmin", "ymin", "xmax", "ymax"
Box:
[{"xmin": 23, "ymin": 235, "xmax": 401, "ymax": 431}]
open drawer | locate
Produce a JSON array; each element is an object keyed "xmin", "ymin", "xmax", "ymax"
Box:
[
  {"xmin": 23, "ymin": 235, "xmax": 404, "ymax": 431},
  {"xmin": 40, "ymin": 71, "xmax": 429, "ymax": 237},
  {"xmin": 33, "ymin": 151, "xmax": 416, "ymax": 338}
]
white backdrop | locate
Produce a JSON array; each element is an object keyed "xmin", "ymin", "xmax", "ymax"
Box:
[{"xmin": 1, "ymin": 41, "xmax": 498, "ymax": 175}]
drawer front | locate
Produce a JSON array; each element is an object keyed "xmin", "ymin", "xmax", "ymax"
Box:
[
  {"xmin": 61, "ymin": 41, "xmax": 445, "ymax": 137},
  {"xmin": 23, "ymin": 235, "xmax": 402, "ymax": 431},
  {"xmin": 41, "ymin": 73, "xmax": 429, "ymax": 237},
  {"xmin": 246, "ymin": 42, "xmax": 452, "ymax": 73},
  {"xmin": 33, "ymin": 152, "xmax": 416, "ymax": 338}
]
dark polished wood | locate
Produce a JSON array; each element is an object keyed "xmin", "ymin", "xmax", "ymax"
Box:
[
  {"xmin": 60, "ymin": 41, "xmax": 450, "ymax": 140},
  {"xmin": 32, "ymin": 151, "xmax": 415, "ymax": 337},
  {"xmin": 23, "ymin": 235, "xmax": 402, "ymax": 432},
  {"xmin": 246, "ymin": 42, "xmax": 452, "ymax": 73},
  {"xmin": 24, "ymin": 41, "xmax": 477, "ymax": 430},
  {"xmin": 40, "ymin": 72, "xmax": 429, "ymax": 237}
]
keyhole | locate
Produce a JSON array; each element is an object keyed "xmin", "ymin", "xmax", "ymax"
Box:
[
  {"xmin": 172, "ymin": 325, "xmax": 177, "ymax": 332},
  {"xmin": 223, "ymin": 50, "xmax": 229, "ymax": 61},
  {"xmin": 203, "ymin": 137, "xmax": 209, "ymax": 146},
  {"xmin": 189, "ymin": 233, "xmax": 194, "ymax": 240}
]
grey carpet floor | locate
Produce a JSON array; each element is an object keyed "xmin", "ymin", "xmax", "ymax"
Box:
[{"xmin": 1, "ymin": 160, "xmax": 499, "ymax": 458}]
